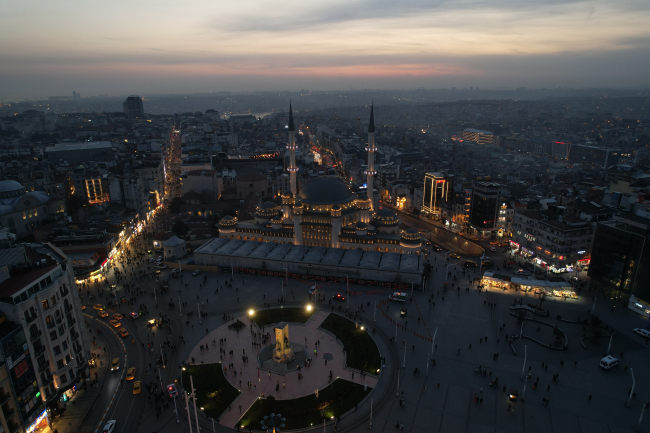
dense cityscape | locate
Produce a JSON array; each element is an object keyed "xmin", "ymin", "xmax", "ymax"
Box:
[{"xmin": 0, "ymin": 88, "xmax": 648, "ymax": 433}]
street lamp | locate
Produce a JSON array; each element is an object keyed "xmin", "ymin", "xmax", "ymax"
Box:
[
  {"xmin": 345, "ymin": 274, "xmax": 349, "ymax": 310},
  {"xmin": 306, "ymin": 304, "xmax": 313, "ymax": 312}
]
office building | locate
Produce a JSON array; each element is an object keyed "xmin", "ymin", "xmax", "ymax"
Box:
[
  {"xmin": 123, "ymin": 96, "xmax": 143, "ymax": 119},
  {"xmin": 44, "ymin": 142, "xmax": 115, "ymax": 166},
  {"xmin": 589, "ymin": 214, "xmax": 650, "ymax": 315},
  {"xmin": 468, "ymin": 181, "xmax": 505, "ymax": 237},
  {"xmin": 462, "ymin": 129, "xmax": 494, "ymax": 145},
  {"xmin": 421, "ymin": 172, "xmax": 453, "ymax": 218}
]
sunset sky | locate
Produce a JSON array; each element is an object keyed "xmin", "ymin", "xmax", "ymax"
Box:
[{"xmin": 1, "ymin": 0, "xmax": 649, "ymax": 99}]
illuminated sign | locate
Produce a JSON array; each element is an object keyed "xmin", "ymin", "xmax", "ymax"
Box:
[{"xmin": 26, "ymin": 409, "xmax": 48, "ymax": 433}]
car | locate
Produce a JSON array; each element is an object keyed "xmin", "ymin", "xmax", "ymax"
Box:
[
  {"xmin": 167, "ymin": 383, "xmax": 178, "ymax": 398},
  {"xmin": 400, "ymin": 308, "xmax": 407, "ymax": 317},
  {"xmin": 155, "ymin": 269, "xmax": 161, "ymax": 275},
  {"xmin": 600, "ymin": 355, "xmax": 620, "ymax": 370},
  {"xmin": 147, "ymin": 249, "xmax": 152, "ymax": 254},
  {"xmin": 131, "ymin": 312, "xmax": 140, "ymax": 319},
  {"xmin": 489, "ymin": 241, "xmax": 499, "ymax": 245},
  {"xmin": 110, "ymin": 284, "xmax": 117, "ymax": 290},
  {"xmin": 332, "ymin": 294, "xmax": 346, "ymax": 302},
  {"xmin": 81, "ymin": 305, "xmax": 87, "ymax": 310},
  {"xmin": 449, "ymin": 252, "xmax": 461, "ymax": 259},
  {"xmin": 634, "ymin": 328, "xmax": 650, "ymax": 338},
  {"xmin": 113, "ymin": 313, "xmax": 124, "ymax": 320},
  {"xmin": 109, "ymin": 320, "xmax": 121, "ymax": 328},
  {"xmin": 432, "ymin": 245, "xmax": 442, "ymax": 252},
  {"xmin": 133, "ymin": 381, "xmax": 142, "ymax": 394},
  {"xmin": 102, "ymin": 420, "xmax": 116, "ymax": 433},
  {"xmin": 172, "ymin": 268, "xmax": 181, "ymax": 274},
  {"xmin": 118, "ymin": 328, "xmax": 129, "ymax": 338},
  {"xmin": 149, "ymin": 258, "xmax": 155, "ymax": 263},
  {"xmin": 515, "ymin": 269, "xmax": 531, "ymax": 276},
  {"xmin": 490, "ymin": 247, "xmax": 497, "ymax": 252},
  {"xmin": 98, "ymin": 310, "xmax": 109, "ymax": 318},
  {"xmin": 192, "ymin": 269, "xmax": 202, "ymax": 276},
  {"xmin": 110, "ymin": 358, "xmax": 120, "ymax": 371},
  {"xmin": 481, "ymin": 260, "xmax": 493, "ymax": 268},
  {"xmin": 126, "ymin": 367, "xmax": 136, "ymax": 380},
  {"xmin": 93, "ymin": 304, "xmax": 105, "ymax": 311},
  {"xmin": 156, "ymin": 264, "xmax": 168, "ymax": 269},
  {"xmin": 389, "ymin": 292, "xmax": 407, "ymax": 302},
  {"xmin": 309, "ymin": 286, "xmax": 317, "ymax": 295},
  {"xmin": 157, "ymin": 255, "xmax": 163, "ymax": 260},
  {"xmin": 464, "ymin": 260, "xmax": 478, "ymax": 268}
]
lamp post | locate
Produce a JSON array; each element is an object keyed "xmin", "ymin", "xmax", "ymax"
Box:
[
  {"xmin": 282, "ymin": 267, "xmax": 288, "ymax": 283},
  {"xmin": 177, "ymin": 260, "xmax": 182, "ymax": 275},
  {"xmin": 178, "ymin": 295, "xmax": 182, "ymax": 315},
  {"xmin": 627, "ymin": 368, "xmax": 635, "ymax": 407},
  {"xmin": 520, "ymin": 345, "xmax": 527, "ymax": 380},
  {"xmin": 173, "ymin": 396, "xmax": 179, "ymax": 423},
  {"xmin": 403, "ymin": 339, "xmax": 406, "ymax": 368},
  {"xmin": 191, "ymin": 375, "xmax": 200, "ymax": 433},
  {"xmin": 198, "ymin": 302, "xmax": 202, "ymax": 325},
  {"xmin": 345, "ymin": 274, "xmax": 349, "ymax": 310}
]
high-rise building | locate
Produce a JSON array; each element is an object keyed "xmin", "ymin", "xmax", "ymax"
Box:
[
  {"xmin": 123, "ymin": 95, "xmax": 143, "ymax": 119},
  {"xmin": 421, "ymin": 172, "xmax": 452, "ymax": 218},
  {"xmin": 462, "ymin": 128, "xmax": 494, "ymax": 145},
  {"xmin": 589, "ymin": 214, "xmax": 650, "ymax": 315},
  {"xmin": 468, "ymin": 181, "xmax": 505, "ymax": 237}
]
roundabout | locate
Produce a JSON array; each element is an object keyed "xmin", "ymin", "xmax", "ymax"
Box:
[{"xmin": 184, "ymin": 307, "xmax": 383, "ymax": 430}]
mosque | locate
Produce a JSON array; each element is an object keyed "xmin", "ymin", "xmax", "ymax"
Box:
[{"xmin": 217, "ymin": 104, "xmax": 423, "ymax": 254}]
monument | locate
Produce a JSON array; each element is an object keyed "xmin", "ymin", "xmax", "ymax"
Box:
[{"xmin": 273, "ymin": 322, "xmax": 295, "ymax": 363}]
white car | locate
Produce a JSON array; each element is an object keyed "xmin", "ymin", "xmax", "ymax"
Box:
[
  {"xmin": 149, "ymin": 258, "xmax": 155, "ymax": 263},
  {"xmin": 172, "ymin": 268, "xmax": 181, "ymax": 274},
  {"xmin": 600, "ymin": 355, "xmax": 620, "ymax": 370},
  {"xmin": 155, "ymin": 264, "xmax": 168, "ymax": 269},
  {"xmin": 192, "ymin": 270, "xmax": 202, "ymax": 276},
  {"xmin": 634, "ymin": 328, "xmax": 650, "ymax": 338},
  {"xmin": 490, "ymin": 247, "xmax": 497, "ymax": 252},
  {"xmin": 102, "ymin": 420, "xmax": 116, "ymax": 433},
  {"xmin": 309, "ymin": 286, "xmax": 317, "ymax": 295},
  {"xmin": 515, "ymin": 269, "xmax": 531, "ymax": 276}
]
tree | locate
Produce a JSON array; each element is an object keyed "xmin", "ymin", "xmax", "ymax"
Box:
[
  {"xmin": 169, "ymin": 197, "xmax": 184, "ymax": 213},
  {"xmin": 172, "ymin": 220, "xmax": 189, "ymax": 236}
]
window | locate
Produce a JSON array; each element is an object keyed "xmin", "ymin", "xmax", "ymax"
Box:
[
  {"xmin": 65, "ymin": 354, "xmax": 71, "ymax": 363},
  {"xmin": 22, "ymin": 212, "xmax": 26, "ymax": 220},
  {"xmin": 51, "ymin": 296, "xmax": 56, "ymax": 305},
  {"xmin": 42, "ymin": 300, "xmax": 49, "ymax": 310},
  {"xmin": 62, "ymin": 341, "xmax": 68, "ymax": 350},
  {"xmin": 60, "ymin": 374, "xmax": 67, "ymax": 384},
  {"xmin": 56, "ymin": 360, "xmax": 64, "ymax": 369},
  {"xmin": 53, "ymin": 346, "xmax": 61, "ymax": 356},
  {"xmin": 50, "ymin": 331, "xmax": 57, "ymax": 341},
  {"xmin": 58, "ymin": 325, "xmax": 65, "ymax": 337}
]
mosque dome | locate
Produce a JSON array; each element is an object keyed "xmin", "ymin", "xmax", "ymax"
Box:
[
  {"xmin": 0, "ymin": 180, "xmax": 26, "ymax": 199},
  {"xmin": 297, "ymin": 177, "xmax": 354, "ymax": 205},
  {"xmin": 372, "ymin": 208, "xmax": 399, "ymax": 227}
]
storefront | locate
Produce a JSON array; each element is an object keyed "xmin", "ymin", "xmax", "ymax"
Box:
[
  {"xmin": 26, "ymin": 409, "xmax": 48, "ymax": 433},
  {"xmin": 628, "ymin": 295, "xmax": 650, "ymax": 318},
  {"xmin": 482, "ymin": 271, "xmax": 575, "ymax": 297}
]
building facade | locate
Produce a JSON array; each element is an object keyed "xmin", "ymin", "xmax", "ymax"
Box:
[
  {"xmin": 421, "ymin": 172, "xmax": 452, "ymax": 218},
  {"xmin": 0, "ymin": 243, "xmax": 89, "ymax": 417},
  {"xmin": 462, "ymin": 129, "xmax": 494, "ymax": 145},
  {"xmin": 468, "ymin": 181, "xmax": 505, "ymax": 237},
  {"xmin": 123, "ymin": 96, "xmax": 144, "ymax": 119},
  {"xmin": 589, "ymin": 215, "xmax": 650, "ymax": 311},
  {"xmin": 511, "ymin": 210, "xmax": 593, "ymax": 273},
  {"xmin": 0, "ymin": 181, "xmax": 66, "ymax": 239}
]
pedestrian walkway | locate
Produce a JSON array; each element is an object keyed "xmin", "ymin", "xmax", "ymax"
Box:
[
  {"xmin": 187, "ymin": 309, "xmax": 379, "ymax": 427},
  {"xmin": 45, "ymin": 333, "xmax": 110, "ymax": 433}
]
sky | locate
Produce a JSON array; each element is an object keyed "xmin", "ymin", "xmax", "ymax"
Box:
[{"xmin": 1, "ymin": 0, "xmax": 650, "ymax": 100}]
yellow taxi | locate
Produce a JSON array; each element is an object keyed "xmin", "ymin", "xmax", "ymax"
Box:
[
  {"xmin": 81, "ymin": 305, "xmax": 87, "ymax": 310},
  {"xmin": 93, "ymin": 304, "xmax": 105, "ymax": 311},
  {"xmin": 109, "ymin": 320, "xmax": 121, "ymax": 328},
  {"xmin": 111, "ymin": 358, "xmax": 120, "ymax": 371},
  {"xmin": 133, "ymin": 381, "xmax": 142, "ymax": 394},
  {"xmin": 126, "ymin": 367, "xmax": 136, "ymax": 380},
  {"xmin": 450, "ymin": 252, "xmax": 461, "ymax": 259},
  {"xmin": 118, "ymin": 328, "xmax": 129, "ymax": 338},
  {"xmin": 98, "ymin": 310, "xmax": 109, "ymax": 318},
  {"xmin": 113, "ymin": 313, "xmax": 124, "ymax": 320}
]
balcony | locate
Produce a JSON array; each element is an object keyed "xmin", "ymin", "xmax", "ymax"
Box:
[
  {"xmin": 46, "ymin": 322, "xmax": 55, "ymax": 329},
  {"xmin": 64, "ymin": 303, "xmax": 72, "ymax": 313},
  {"xmin": 67, "ymin": 317, "xmax": 76, "ymax": 327},
  {"xmin": 0, "ymin": 391, "xmax": 10, "ymax": 405},
  {"xmin": 25, "ymin": 314, "xmax": 38, "ymax": 324},
  {"xmin": 30, "ymin": 330, "xmax": 42, "ymax": 342},
  {"xmin": 55, "ymin": 317, "xmax": 62, "ymax": 325},
  {"xmin": 2, "ymin": 406, "xmax": 15, "ymax": 419},
  {"xmin": 33, "ymin": 345, "xmax": 45, "ymax": 357},
  {"xmin": 38, "ymin": 362, "xmax": 50, "ymax": 373},
  {"xmin": 70, "ymin": 332, "xmax": 79, "ymax": 342}
]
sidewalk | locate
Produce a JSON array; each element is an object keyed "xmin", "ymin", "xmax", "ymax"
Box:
[{"xmin": 44, "ymin": 330, "xmax": 110, "ymax": 433}]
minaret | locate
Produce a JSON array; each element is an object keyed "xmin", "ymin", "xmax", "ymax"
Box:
[
  {"xmin": 364, "ymin": 103, "xmax": 377, "ymax": 211},
  {"xmin": 286, "ymin": 102, "xmax": 298, "ymax": 195}
]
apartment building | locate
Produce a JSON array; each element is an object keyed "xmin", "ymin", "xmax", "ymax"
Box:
[
  {"xmin": 0, "ymin": 243, "xmax": 89, "ymax": 416},
  {"xmin": 511, "ymin": 210, "xmax": 593, "ymax": 273}
]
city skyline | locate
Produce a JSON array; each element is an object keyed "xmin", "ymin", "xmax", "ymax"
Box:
[{"xmin": 2, "ymin": 0, "xmax": 650, "ymax": 100}]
